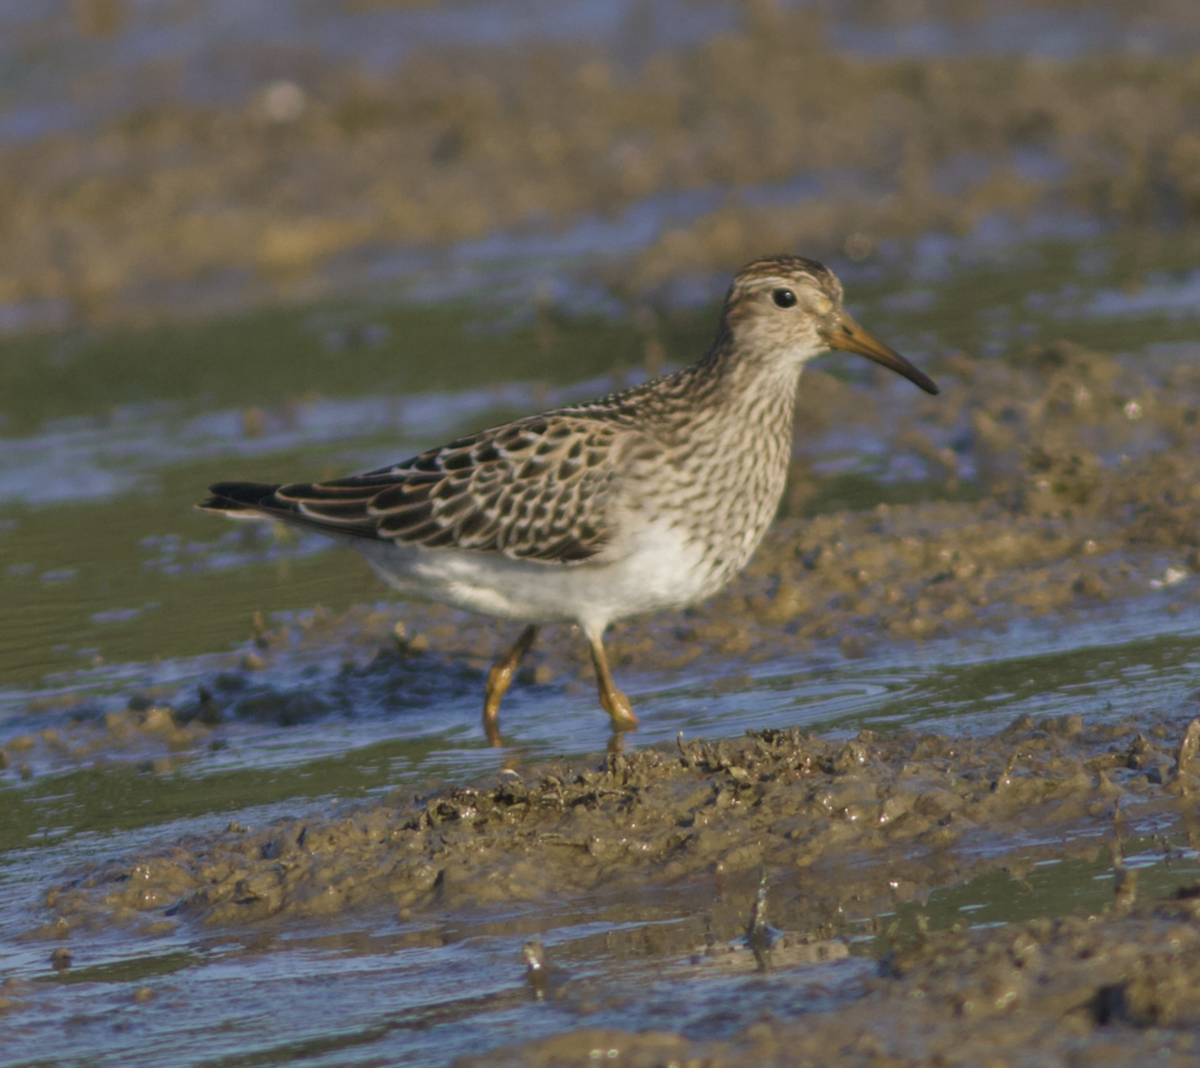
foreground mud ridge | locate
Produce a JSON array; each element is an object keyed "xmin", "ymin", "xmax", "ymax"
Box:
[
  {"xmin": 32, "ymin": 713, "xmax": 1200, "ymax": 932},
  {"xmin": 15, "ymin": 708, "xmax": 1200, "ymax": 1064}
]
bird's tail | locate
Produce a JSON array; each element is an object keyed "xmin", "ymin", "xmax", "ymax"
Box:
[{"xmin": 196, "ymin": 481, "xmax": 285, "ymax": 519}]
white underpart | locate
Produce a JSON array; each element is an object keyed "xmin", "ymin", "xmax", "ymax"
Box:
[{"xmin": 353, "ymin": 517, "xmax": 708, "ymax": 635}]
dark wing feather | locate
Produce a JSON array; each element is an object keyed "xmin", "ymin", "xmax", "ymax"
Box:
[{"xmin": 199, "ymin": 414, "xmax": 631, "ymax": 564}]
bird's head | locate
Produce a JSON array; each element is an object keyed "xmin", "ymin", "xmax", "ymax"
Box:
[{"xmin": 722, "ymin": 254, "xmax": 939, "ymax": 395}]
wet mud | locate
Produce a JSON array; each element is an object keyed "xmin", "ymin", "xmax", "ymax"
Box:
[
  {"xmin": 17, "ymin": 706, "xmax": 1200, "ymax": 1064},
  {"xmin": 28, "ymin": 711, "xmax": 1196, "ymax": 934},
  {"xmin": 7, "ymin": 336, "xmax": 1200, "ymax": 1065},
  {"xmin": 6, "ymin": 343, "xmax": 1200, "ymax": 1059},
  {"xmin": 4, "ymin": 1, "xmax": 1200, "ymax": 322},
  {"xmin": 469, "ymin": 906, "xmax": 1200, "ymax": 1067}
]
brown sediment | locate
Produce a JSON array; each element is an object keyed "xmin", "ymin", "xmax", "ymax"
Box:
[
  {"xmin": 4, "ymin": 5, "xmax": 1200, "ymax": 322},
  {"xmin": 464, "ymin": 905, "xmax": 1200, "ymax": 1067},
  {"xmin": 27, "ymin": 710, "xmax": 1196, "ymax": 935},
  {"xmin": 0, "ymin": 703, "xmax": 213, "ymax": 779},
  {"xmin": 10, "ymin": 6, "xmax": 1200, "ymax": 1059},
  {"xmin": 19, "ymin": 708, "xmax": 1200, "ymax": 1061}
]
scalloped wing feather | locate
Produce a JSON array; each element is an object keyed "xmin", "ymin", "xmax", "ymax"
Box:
[{"xmin": 271, "ymin": 415, "xmax": 630, "ymax": 564}]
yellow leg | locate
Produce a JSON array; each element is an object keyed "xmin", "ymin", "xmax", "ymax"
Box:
[
  {"xmin": 587, "ymin": 629, "xmax": 639, "ymax": 731},
  {"xmin": 483, "ymin": 624, "xmax": 538, "ymax": 743}
]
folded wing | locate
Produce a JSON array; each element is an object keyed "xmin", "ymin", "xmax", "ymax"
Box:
[{"xmin": 200, "ymin": 415, "xmax": 627, "ymax": 564}]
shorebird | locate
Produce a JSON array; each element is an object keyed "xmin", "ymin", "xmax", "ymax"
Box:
[{"xmin": 199, "ymin": 255, "xmax": 937, "ymax": 740}]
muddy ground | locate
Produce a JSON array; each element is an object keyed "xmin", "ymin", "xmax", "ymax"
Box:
[
  {"xmin": 471, "ymin": 900, "xmax": 1200, "ymax": 1067},
  {"xmin": 8, "ymin": 332, "xmax": 1200, "ymax": 1062},
  {"xmin": 15, "ymin": 704, "xmax": 1200, "ymax": 1065},
  {"xmin": 5, "ymin": 0, "xmax": 1200, "ymax": 323}
]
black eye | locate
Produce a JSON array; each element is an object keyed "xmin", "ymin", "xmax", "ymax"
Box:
[{"xmin": 772, "ymin": 288, "xmax": 797, "ymax": 308}]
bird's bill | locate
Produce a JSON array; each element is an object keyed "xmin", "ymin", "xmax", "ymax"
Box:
[{"xmin": 821, "ymin": 313, "xmax": 939, "ymax": 395}]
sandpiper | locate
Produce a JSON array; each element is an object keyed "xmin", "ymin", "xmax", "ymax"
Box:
[{"xmin": 200, "ymin": 255, "xmax": 937, "ymax": 739}]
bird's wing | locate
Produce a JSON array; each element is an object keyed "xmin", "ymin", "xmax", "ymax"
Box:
[{"xmin": 203, "ymin": 414, "xmax": 656, "ymax": 564}]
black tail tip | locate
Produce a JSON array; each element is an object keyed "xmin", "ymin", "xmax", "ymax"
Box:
[{"xmin": 198, "ymin": 481, "xmax": 281, "ymax": 512}]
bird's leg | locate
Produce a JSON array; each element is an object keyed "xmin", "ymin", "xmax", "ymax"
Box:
[
  {"xmin": 587, "ymin": 629, "xmax": 639, "ymax": 731},
  {"xmin": 483, "ymin": 624, "xmax": 539, "ymax": 743}
]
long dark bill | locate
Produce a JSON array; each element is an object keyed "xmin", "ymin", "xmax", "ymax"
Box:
[{"xmin": 821, "ymin": 313, "xmax": 939, "ymax": 395}]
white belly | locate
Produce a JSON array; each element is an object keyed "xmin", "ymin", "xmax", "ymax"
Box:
[{"xmin": 352, "ymin": 520, "xmax": 711, "ymax": 634}]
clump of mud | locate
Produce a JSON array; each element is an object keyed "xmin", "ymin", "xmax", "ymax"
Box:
[
  {"xmin": 0, "ymin": 701, "xmax": 215, "ymax": 782},
  {"xmin": 30, "ymin": 710, "xmax": 1199, "ymax": 937}
]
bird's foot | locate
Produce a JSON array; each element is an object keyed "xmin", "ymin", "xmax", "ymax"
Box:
[
  {"xmin": 482, "ymin": 666, "xmax": 513, "ymax": 746},
  {"xmin": 601, "ymin": 686, "xmax": 639, "ymax": 731},
  {"xmin": 481, "ymin": 624, "xmax": 539, "ymax": 746}
]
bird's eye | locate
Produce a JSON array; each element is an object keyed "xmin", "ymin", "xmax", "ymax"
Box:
[{"xmin": 772, "ymin": 288, "xmax": 797, "ymax": 308}]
